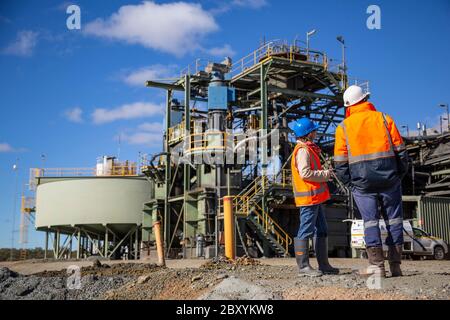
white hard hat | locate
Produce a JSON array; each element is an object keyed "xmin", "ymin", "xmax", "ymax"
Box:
[{"xmin": 343, "ymin": 85, "xmax": 370, "ymax": 107}]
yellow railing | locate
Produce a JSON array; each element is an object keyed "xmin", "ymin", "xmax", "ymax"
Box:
[
  {"xmin": 269, "ymin": 169, "xmax": 292, "ymax": 187},
  {"xmin": 253, "ymin": 202, "xmax": 292, "ymax": 253},
  {"xmin": 185, "ymin": 131, "xmax": 227, "ymax": 153},
  {"xmin": 21, "ymin": 196, "xmax": 35, "ymax": 213},
  {"xmin": 229, "ymin": 40, "xmax": 330, "ymax": 77},
  {"xmin": 232, "ymin": 175, "xmax": 292, "ymax": 254},
  {"xmin": 30, "ymin": 164, "xmax": 140, "ymax": 184}
]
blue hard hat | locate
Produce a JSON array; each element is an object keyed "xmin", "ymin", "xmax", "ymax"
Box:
[{"xmin": 291, "ymin": 118, "xmax": 319, "ymax": 137}]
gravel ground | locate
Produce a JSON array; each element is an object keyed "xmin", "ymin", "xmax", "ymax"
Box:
[{"xmin": 1, "ymin": 257, "xmax": 449, "ymax": 300}]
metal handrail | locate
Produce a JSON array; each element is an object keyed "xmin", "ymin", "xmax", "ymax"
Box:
[
  {"xmin": 232, "ymin": 174, "xmax": 292, "ymax": 253},
  {"xmin": 229, "ymin": 40, "xmax": 329, "ymax": 77},
  {"xmin": 30, "ymin": 165, "xmax": 140, "ymax": 179},
  {"xmin": 252, "ymin": 201, "xmax": 292, "ymax": 252}
]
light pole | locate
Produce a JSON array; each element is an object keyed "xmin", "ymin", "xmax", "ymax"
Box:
[
  {"xmin": 306, "ymin": 29, "xmax": 316, "ymax": 58},
  {"xmin": 439, "ymin": 103, "xmax": 449, "ymax": 131},
  {"xmin": 401, "ymin": 125, "xmax": 409, "ymax": 137},
  {"xmin": 440, "ymin": 116, "xmax": 448, "ymax": 135},
  {"xmin": 337, "ymin": 36, "xmax": 346, "ymax": 73},
  {"xmin": 10, "ymin": 160, "xmax": 19, "ymax": 261}
]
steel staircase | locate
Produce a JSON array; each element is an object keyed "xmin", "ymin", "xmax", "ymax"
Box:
[{"xmin": 233, "ymin": 175, "xmax": 292, "ymax": 257}]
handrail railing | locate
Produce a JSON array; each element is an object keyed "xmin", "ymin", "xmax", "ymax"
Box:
[
  {"xmin": 29, "ymin": 164, "xmax": 140, "ymax": 189},
  {"xmin": 229, "ymin": 40, "xmax": 330, "ymax": 77},
  {"xmin": 231, "ymin": 173, "xmax": 292, "ymax": 254},
  {"xmin": 253, "ymin": 201, "xmax": 292, "ymax": 252}
]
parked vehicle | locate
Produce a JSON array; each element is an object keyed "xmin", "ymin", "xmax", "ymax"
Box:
[{"xmin": 346, "ymin": 219, "xmax": 449, "ymax": 260}]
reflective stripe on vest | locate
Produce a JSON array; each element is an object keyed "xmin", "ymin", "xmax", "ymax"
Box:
[
  {"xmin": 293, "ymin": 183, "xmax": 327, "ymax": 197},
  {"xmin": 339, "ymin": 113, "xmax": 398, "ymax": 164}
]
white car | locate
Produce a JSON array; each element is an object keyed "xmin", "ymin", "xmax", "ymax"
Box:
[{"xmin": 346, "ymin": 219, "xmax": 449, "ymax": 260}]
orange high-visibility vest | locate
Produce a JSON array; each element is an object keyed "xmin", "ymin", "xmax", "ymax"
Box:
[
  {"xmin": 291, "ymin": 143, "xmax": 330, "ymax": 207},
  {"xmin": 334, "ymin": 102, "xmax": 405, "ymax": 164}
]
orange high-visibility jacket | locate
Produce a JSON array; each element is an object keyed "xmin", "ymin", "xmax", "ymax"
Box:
[
  {"xmin": 291, "ymin": 143, "xmax": 330, "ymax": 206},
  {"xmin": 334, "ymin": 101, "xmax": 409, "ymax": 192}
]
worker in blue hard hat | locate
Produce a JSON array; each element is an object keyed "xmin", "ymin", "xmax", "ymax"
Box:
[{"xmin": 290, "ymin": 117, "xmax": 339, "ymax": 276}]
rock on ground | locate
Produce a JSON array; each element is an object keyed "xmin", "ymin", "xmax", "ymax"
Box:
[{"xmin": 200, "ymin": 276, "xmax": 276, "ymax": 300}]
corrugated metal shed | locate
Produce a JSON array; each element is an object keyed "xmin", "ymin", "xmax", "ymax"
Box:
[{"xmin": 403, "ymin": 196, "xmax": 450, "ymax": 244}]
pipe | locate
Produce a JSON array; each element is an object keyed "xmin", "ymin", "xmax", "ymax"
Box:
[
  {"xmin": 223, "ymin": 196, "xmax": 235, "ymax": 260},
  {"xmin": 153, "ymin": 221, "xmax": 166, "ymax": 266}
]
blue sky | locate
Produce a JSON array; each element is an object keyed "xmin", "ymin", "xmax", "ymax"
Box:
[{"xmin": 1, "ymin": 0, "xmax": 449, "ymax": 249}]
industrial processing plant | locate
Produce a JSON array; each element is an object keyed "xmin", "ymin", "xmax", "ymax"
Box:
[
  {"xmin": 2, "ymin": 0, "xmax": 450, "ymax": 303},
  {"xmin": 19, "ymin": 40, "xmax": 450, "ymax": 262}
]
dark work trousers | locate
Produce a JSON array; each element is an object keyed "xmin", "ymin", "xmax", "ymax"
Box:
[{"xmin": 352, "ymin": 182, "xmax": 404, "ymax": 248}]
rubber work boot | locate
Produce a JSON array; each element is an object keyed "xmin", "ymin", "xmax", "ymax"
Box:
[
  {"xmin": 294, "ymin": 238, "xmax": 323, "ymax": 277},
  {"xmin": 388, "ymin": 245, "xmax": 403, "ymax": 277},
  {"xmin": 314, "ymin": 237, "xmax": 339, "ymax": 275},
  {"xmin": 358, "ymin": 246, "xmax": 386, "ymax": 277}
]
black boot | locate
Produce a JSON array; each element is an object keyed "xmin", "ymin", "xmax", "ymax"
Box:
[
  {"xmin": 388, "ymin": 245, "xmax": 403, "ymax": 277},
  {"xmin": 294, "ymin": 238, "xmax": 322, "ymax": 277},
  {"xmin": 314, "ymin": 237, "xmax": 339, "ymax": 275}
]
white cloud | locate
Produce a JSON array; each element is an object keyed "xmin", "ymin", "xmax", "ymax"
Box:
[
  {"xmin": 123, "ymin": 132, "xmax": 162, "ymax": 146},
  {"xmin": 92, "ymin": 102, "xmax": 164, "ymax": 124},
  {"xmin": 84, "ymin": 1, "xmax": 218, "ymax": 56},
  {"xmin": 232, "ymin": 0, "xmax": 268, "ymax": 9},
  {"xmin": 123, "ymin": 64, "xmax": 177, "ymax": 86},
  {"xmin": 122, "ymin": 121, "xmax": 165, "ymax": 147},
  {"xmin": 0, "ymin": 143, "xmax": 26, "ymax": 153},
  {"xmin": 3, "ymin": 30, "xmax": 39, "ymax": 57},
  {"xmin": 64, "ymin": 107, "xmax": 84, "ymax": 123},
  {"xmin": 137, "ymin": 122, "xmax": 165, "ymax": 132},
  {"xmin": 211, "ymin": 0, "xmax": 268, "ymax": 14},
  {"xmin": 204, "ymin": 44, "xmax": 235, "ymax": 57}
]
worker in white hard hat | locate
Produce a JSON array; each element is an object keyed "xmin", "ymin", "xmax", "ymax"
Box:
[{"xmin": 334, "ymin": 85, "xmax": 409, "ymax": 277}]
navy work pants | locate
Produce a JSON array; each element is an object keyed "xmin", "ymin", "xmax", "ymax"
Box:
[{"xmin": 352, "ymin": 183, "xmax": 404, "ymax": 248}]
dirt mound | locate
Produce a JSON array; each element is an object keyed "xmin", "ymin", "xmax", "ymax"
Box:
[
  {"xmin": 201, "ymin": 256, "xmax": 261, "ymax": 270},
  {"xmin": 283, "ymin": 286, "xmax": 411, "ymax": 300},
  {"xmin": 201, "ymin": 276, "xmax": 277, "ymax": 300},
  {"xmin": 0, "ymin": 267, "xmax": 18, "ymax": 281},
  {"xmin": 35, "ymin": 262, "xmax": 164, "ymax": 278},
  {"xmin": 103, "ymin": 268, "xmax": 224, "ymax": 300}
]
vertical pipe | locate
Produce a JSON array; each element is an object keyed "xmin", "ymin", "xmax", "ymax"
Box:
[
  {"xmin": 129, "ymin": 232, "xmax": 133, "ymax": 260},
  {"xmin": 154, "ymin": 221, "xmax": 166, "ymax": 266},
  {"xmin": 164, "ymin": 90, "xmax": 172, "ymax": 253},
  {"xmin": 77, "ymin": 229, "xmax": 81, "ymax": 259},
  {"xmin": 260, "ymin": 63, "xmax": 268, "ymax": 225},
  {"xmin": 44, "ymin": 230, "xmax": 48, "ymax": 259},
  {"xmin": 134, "ymin": 227, "xmax": 139, "ymax": 260},
  {"xmin": 223, "ymin": 196, "xmax": 235, "ymax": 260},
  {"xmin": 104, "ymin": 228, "xmax": 108, "ymax": 258},
  {"xmin": 183, "ymin": 74, "xmax": 191, "ymax": 249},
  {"xmin": 56, "ymin": 230, "xmax": 60, "ymax": 259},
  {"xmin": 113, "ymin": 234, "xmax": 116, "ymax": 259},
  {"xmin": 69, "ymin": 235, "xmax": 72, "ymax": 259}
]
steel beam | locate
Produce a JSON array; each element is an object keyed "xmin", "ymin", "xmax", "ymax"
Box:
[
  {"xmin": 164, "ymin": 90, "xmax": 172, "ymax": 253},
  {"xmin": 44, "ymin": 230, "xmax": 48, "ymax": 259},
  {"xmin": 104, "ymin": 227, "xmax": 108, "ymax": 257},
  {"xmin": 146, "ymin": 80, "xmax": 183, "ymax": 91},
  {"xmin": 183, "ymin": 74, "xmax": 191, "ymax": 251},
  {"xmin": 76, "ymin": 229, "xmax": 81, "ymax": 259},
  {"xmin": 267, "ymin": 85, "xmax": 338, "ymax": 101}
]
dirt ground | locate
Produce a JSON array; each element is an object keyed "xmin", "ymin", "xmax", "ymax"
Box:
[{"xmin": 1, "ymin": 257, "xmax": 449, "ymax": 300}]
